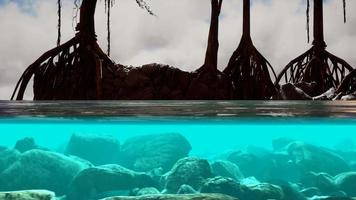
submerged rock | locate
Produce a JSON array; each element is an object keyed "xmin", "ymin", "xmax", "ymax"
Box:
[
  {"xmin": 226, "ymin": 150, "xmax": 299, "ymax": 182},
  {"xmin": 0, "ymin": 190, "xmax": 55, "ymax": 200},
  {"xmin": 244, "ymin": 183, "xmax": 284, "ymax": 200},
  {"xmin": 226, "ymin": 151, "xmax": 261, "ymax": 178},
  {"xmin": 201, "ymin": 176, "xmax": 284, "ymax": 200},
  {"xmin": 0, "ymin": 147, "xmax": 20, "ymax": 173},
  {"xmin": 301, "ymin": 172, "xmax": 337, "ymax": 195},
  {"xmin": 14, "ymin": 137, "xmax": 42, "ymax": 153},
  {"xmin": 300, "ymin": 187, "xmax": 321, "ymax": 197},
  {"xmin": 65, "ymin": 134, "xmax": 120, "ymax": 165},
  {"xmin": 200, "ymin": 176, "xmax": 244, "ymax": 198},
  {"xmin": 287, "ymin": 142, "xmax": 350, "ymax": 176},
  {"xmin": 334, "ymin": 172, "xmax": 356, "ymax": 197},
  {"xmin": 67, "ymin": 164, "xmax": 156, "ymax": 200},
  {"xmin": 100, "ymin": 193, "xmax": 238, "ymax": 200},
  {"xmin": 163, "ymin": 157, "xmax": 212, "ymax": 193},
  {"xmin": 269, "ymin": 180, "xmax": 305, "ymax": 200},
  {"xmin": 0, "ymin": 149, "xmax": 91, "ymax": 195},
  {"xmin": 177, "ymin": 185, "xmax": 198, "ymax": 194},
  {"xmin": 120, "ymin": 133, "xmax": 191, "ymax": 172},
  {"xmin": 211, "ymin": 160, "xmax": 244, "ymax": 181},
  {"xmin": 272, "ymin": 137, "xmax": 295, "ymax": 151},
  {"xmin": 132, "ymin": 187, "xmax": 160, "ymax": 196}
]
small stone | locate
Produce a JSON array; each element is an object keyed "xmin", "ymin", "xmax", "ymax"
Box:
[{"xmin": 0, "ymin": 190, "xmax": 55, "ymax": 200}]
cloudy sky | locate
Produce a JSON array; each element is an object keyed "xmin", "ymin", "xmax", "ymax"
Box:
[{"xmin": 0, "ymin": 0, "xmax": 355, "ymax": 100}]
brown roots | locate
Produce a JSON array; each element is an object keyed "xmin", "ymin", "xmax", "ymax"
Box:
[
  {"xmin": 223, "ymin": 37, "xmax": 277, "ymax": 100},
  {"xmin": 11, "ymin": 35, "xmax": 113, "ymax": 100},
  {"xmin": 275, "ymin": 46, "xmax": 354, "ymax": 96}
]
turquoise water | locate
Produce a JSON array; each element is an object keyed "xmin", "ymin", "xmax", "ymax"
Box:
[
  {"xmin": 1, "ymin": 101, "xmax": 356, "ymax": 199},
  {"xmin": 1, "ymin": 118, "xmax": 356, "ymax": 156}
]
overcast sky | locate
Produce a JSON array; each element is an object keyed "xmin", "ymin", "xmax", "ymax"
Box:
[{"xmin": 0, "ymin": 0, "xmax": 355, "ymax": 100}]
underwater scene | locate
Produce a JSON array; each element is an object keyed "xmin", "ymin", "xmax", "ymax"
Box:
[{"xmin": 1, "ymin": 101, "xmax": 356, "ymax": 200}]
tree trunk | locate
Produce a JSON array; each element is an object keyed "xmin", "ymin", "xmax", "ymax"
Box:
[
  {"xmin": 79, "ymin": 0, "xmax": 98, "ymax": 40},
  {"xmin": 203, "ymin": 0, "xmax": 222, "ymax": 72},
  {"xmin": 242, "ymin": 0, "xmax": 250, "ymax": 39},
  {"xmin": 313, "ymin": 0, "xmax": 326, "ymax": 48}
]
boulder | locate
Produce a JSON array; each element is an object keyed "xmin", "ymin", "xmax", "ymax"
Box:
[
  {"xmin": 14, "ymin": 137, "xmax": 42, "ymax": 153},
  {"xmin": 313, "ymin": 88, "xmax": 336, "ymax": 100},
  {"xmin": 280, "ymin": 83, "xmax": 312, "ymax": 100},
  {"xmin": 227, "ymin": 150, "xmax": 299, "ymax": 182},
  {"xmin": 0, "ymin": 190, "xmax": 55, "ymax": 200},
  {"xmin": 65, "ymin": 134, "xmax": 120, "ymax": 165},
  {"xmin": 163, "ymin": 157, "xmax": 212, "ymax": 193},
  {"xmin": 300, "ymin": 187, "xmax": 321, "ymax": 197},
  {"xmin": 227, "ymin": 151, "xmax": 262, "ymax": 178},
  {"xmin": 200, "ymin": 176, "xmax": 244, "ymax": 198},
  {"xmin": 287, "ymin": 142, "xmax": 350, "ymax": 176},
  {"xmin": 0, "ymin": 147, "xmax": 20, "ymax": 173},
  {"xmin": 0, "ymin": 149, "xmax": 91, "ymax": 195},
  {"xmin": 66, "ymin": 164, "xmax": 156, "ymax": 200},
  {"xmin": 100, "ymin": 193, "xmax": 238, "ymax": 200},
  {"xmin": 211, "ymin": 160, "xmax": 244, "ymax": 180},
  {"xmin": 268, "ymin": 180, "xmax": 305, "ymax": 200},
  {"xmin": 132, "ymin": 187, "xmax": 160, "ymax": 196},
  {"xmin": 177, "ymin": 185, "xmax": 198, "ymax": 194},
  {"xmin": 334, "ymin": 172, "xmax": 356, "ymax": 197},
  {"xmin": 300, "ymin": 172, "xmax": 337, "ymax": 195},
  {"xmin": 341, "ymin": 93, "xmax": 356, "ymax": 101},
  {"xmin": 201, "ymin": 176, "xmax": 284, "ymax": 200},
  {"xmin": 120, "ymin": 133, "xmax": 191, "ymax": 172},
  {"xmin": 272, "ymin": 137, "xmax": 295, "ymax": 151},
  {"xmin": 294, "ymin": 82, "xmax": 318, "ymax": 96},
  {"xmin": 243, "ymin": 183, "xmax": 284, "ymax": 200}
]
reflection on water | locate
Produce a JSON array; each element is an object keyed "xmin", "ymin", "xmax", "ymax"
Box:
[{"xmin": 1, "ymin": 101, "xmax": 356, "ymax": 118}]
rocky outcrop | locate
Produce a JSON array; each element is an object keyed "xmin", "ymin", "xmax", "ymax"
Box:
[
  {"xmin": 0, "ymin": 190, "xmax": 55, "ymax": 200},
  {"xmin": 162, "ymin": 157, "xmax": 213, "ymax": 193},
  {"xmin": 101, "ymin": 64, "xmax": 232, "ymax": 100},
  {"xmin": 65, "ymin": 134, "xmax": 120, "ymax": 165},
  {"xmin": 100, "ymin": 193, "xmax": 238, "ymax": 200},
  {"xmin": 66, "ymin": 164, "xmax": 156, "ymax": 200},
  {"xmin": 119, "ymin": 133, "xmax": 191, "ymax": 172},
  {"xmin": 0, "ymin": 149, "xmax": 91, "ymax": 195}
]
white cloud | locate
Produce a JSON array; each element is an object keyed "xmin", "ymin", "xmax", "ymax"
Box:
[{"xmin": 0, "ymin": 0, "xmax": 355, "ymax": 100}]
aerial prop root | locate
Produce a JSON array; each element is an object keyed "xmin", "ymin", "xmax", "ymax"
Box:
[
  {"xmin": 11, "ymin": 36, "xmax": 112, "ymax": 100},
  {"xmin": 224, "ymin": 40, "xmax": 278, "ymax": 99},
  {"xmin": 275, "ymin": 47, "xmax": 354, "ymax": 92}
]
